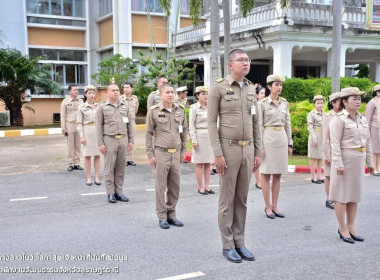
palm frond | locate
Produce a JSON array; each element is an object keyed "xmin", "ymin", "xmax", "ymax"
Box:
[
  {"xmin": 189, "ymin": 0, "xmax": 203, "ymax": 26},
  {"xmin": 240, "ymin": 0, "xmax": 255, "ymax": 17},
  {"xmin": 280, "ymin": 0, "xmax": 291, "ymax": 9},
  {"xmin": 158, "ymin": 0, "xmax": 171, "ymax": 17}
]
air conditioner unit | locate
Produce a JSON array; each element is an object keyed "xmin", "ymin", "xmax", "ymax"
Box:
[{"xmin": 0, "ymin": 111, "xmax": 11, "ymax": 127}]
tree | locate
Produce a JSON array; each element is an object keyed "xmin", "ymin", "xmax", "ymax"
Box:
[
  {"xmin": 91, "ymin": 54, "xmax": 138, "ymax": 89},
  {"xmin": 354, "ymin": 64, "xmax": 370, "ymax": 78},
  {"xmin": 0, "ymin": 48, "xmax": 61, "ymax": 126}
]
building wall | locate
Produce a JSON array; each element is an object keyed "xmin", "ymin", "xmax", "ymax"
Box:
[
  {"xmin": 132, "ymin": 14, "xmax": 167, "ymax": 44},
  {"xmin": 28, "ymin": 27, "xmax": 85, "ymax": 48},
  {"xmin": 98, "ymin": 17, "xmax": 113, "ymax": 48}
]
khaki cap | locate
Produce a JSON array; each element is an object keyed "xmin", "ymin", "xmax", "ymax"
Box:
[
  {"xmin": 329, "ymin": 92, "xmax": 341, "ymax": 102},
  {"xmin": 313, "ymin": 95, "xmax": 324, "ymax": 102},
  {"xmin": 340, "ymin": 87, "xmax": 365, "ymax": 98},
  {"xmin": 84, "ymin": 85, "xmax": 96, "ymax": 92},
  {"xmin": 195, "ymin": 86, "xmax": 208, "ymax": 93},
  {"xmin": 267, "ymin": 74, "xmax": 284, "ymax": 83},
  {"xmin": 373, "ymin": 85, "xmax": 380, "ymax": 92},
  {"xmin": 176, "ymin": 86, "xmax": 188, "ymax": 93}
]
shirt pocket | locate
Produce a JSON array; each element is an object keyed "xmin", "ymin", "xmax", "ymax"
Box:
[
  {"xmin": 223, "ymin": 95, "xmax": 239, "ymax": 111},
  {"xmin": 156, "ymin": 116, "xmax": 169, "ymax": 131},
  {"xmin": 246, "ymin": 96, "xmax": 256, "ymax": 112}
]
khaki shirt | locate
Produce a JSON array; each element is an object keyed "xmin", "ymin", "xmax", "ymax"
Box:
[
  {"xmin": 120, "ymin": 94, "xmax": 139, "ymax": 119},
  {"xmin": 365, "ymin": 96, "xmax": 379, "ymax": 129},
  {"xmin": 207, "ymin": 75, "xmax": 262, "ymax": 157},
  {"xmin": 145, "ymin": 102, "xmax": 188, "ymax": 159},
  {"xmin": 258, "ymin": 95, "xmax": 293, "ymax": 145},
  {"xmin": 330, "ymin": 109, "xmax": 374, "ymax": 168},
  {"xmin": 60, "ymin": 96, "xmax": 83, "ymax": 131},
  {"xmin": 147, "ymin": 90, "xmax": 161, "ymax": 110},
  {"xmin": 189, "ymin": 102, "xmax": 208, "ymax": 144},
  {"xmin": 322, "ymin": 110, "xmax": 337, "ymax": 161},
  {"xmin": 307, "ymin": 109, "xmax": 324, "ymax": 143},
  {"xmin": 95, "ymin": 100, "xmax": 134, "ymax": 146},
  {"xmin": 77, "ymin": 101, "xmax": 98, "ymax": 138},
  {"xmin": 175, "ymin": 96, "xmax": 187, "ymax": 107}
]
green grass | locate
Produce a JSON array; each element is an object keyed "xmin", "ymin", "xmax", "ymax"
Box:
[{"xmin": 288, "ymin": 155, "xmax": 310, "ymax": 166}]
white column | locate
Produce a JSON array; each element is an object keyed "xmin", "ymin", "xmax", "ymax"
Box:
[
  {"xmin": 113, "ymin": 0, "xmax": 132, "ymax": 57},
  {"xmin": 202, "ymin": 53, "xmax": 212, "ymax": 89},
  {"xmin": 326, "ymin": 48, "xmax": 333, "ymax": 77},
  {"xmin": 271, "ymin": 42, "xmax": 292, "ymax": 78},
  {"xmin": 340, "ymin": 47, "xmax": 346, "ymax": 77},
  {"xmin": 375, "ymin": 58, "xmax": 380, "ymax": 83}
]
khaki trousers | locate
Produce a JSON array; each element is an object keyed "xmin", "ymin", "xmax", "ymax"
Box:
[
  {"xmin": 103, "ymin": 135, "xmax": 127, "ymax": 195},
  {"xmin": 127, "ymin": 120, "xmax": 136, "ymax": 161},
  {"xmin": 218, "ymin": 142, "xmax": 255, "ymax": 249},
  {"xmin": 66, "ymin": 123, "xmax": 81, "ymax": 166},
  {"xmin": 154, "ymin": 148, "xmax": 181, "ymax": 220}
]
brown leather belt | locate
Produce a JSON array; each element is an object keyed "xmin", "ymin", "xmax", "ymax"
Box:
[
  {"xmin": 343, "ymin": 147, "xmax": 366, "ymax": 152},
  {"xmin": 264, "ymin": 126, "xmax": 284, "ymax": 131},
  {"xmin": 220, "ymin": 138, "xmax": 252, "ymax": 146}
]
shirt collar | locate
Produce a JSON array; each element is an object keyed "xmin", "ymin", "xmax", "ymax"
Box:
[
  {"xmin": 106, "ymin": 99, "xmax": 121, "ymax": 107},
  {"xmin": 225, "ymin": 75, "xmax": 249, "ymax": 87}
]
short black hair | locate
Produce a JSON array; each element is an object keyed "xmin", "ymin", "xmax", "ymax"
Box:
[
  {"xmin": 327, "ymin": 102, "xmax": 333, "ymax": 110},
  {"xmin": 123, "ymin": 82, "xmax": 133, "ymax": 88},
  {"xmin": 373, "ymin": 90, "xmax": 379, "ymax": 97},
  {"xmin": 158, "ymin": 83, "xmax": 174, "ymax": 94},
  {"xmin": 228, "ymin": 49, "xmax": 247, "ymax": 61},
  {"xmin": 265, "ymin": 82, "xmax": 274, "ymax": 97},
  {"xmin": 68, "ymin": 84, "xmax": 77, "ymax": 92}
]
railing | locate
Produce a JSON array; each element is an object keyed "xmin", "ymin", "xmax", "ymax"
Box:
[{"xmin": 173, "ymin": 1, "xmax": 367, "ymax": 48}]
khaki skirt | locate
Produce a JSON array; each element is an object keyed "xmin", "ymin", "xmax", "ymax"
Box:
[
  {"xmin": 191, "ymin": 129, "xmax": 214, "ymax": 164},
  {"xmin": 329, "ymin": 149, "xmax": 365, "ymax": 203},
  {"xmin": 370, "ymin": 125, "xmax": 380, "ymax": 153},
  {"xmin": 260, "ymin": 128, "xmax": 288, "ymax": 174},
  {"xmin": 82, "ymin": 125, "xmax": 101, "ymax": 157},
  {"xmin": 324, "ymin": 162, "xmax": 331, "ymax": 177},
  {"xmin": 308, "ymin": 130, "xmax": 323, "ymax": 159}
]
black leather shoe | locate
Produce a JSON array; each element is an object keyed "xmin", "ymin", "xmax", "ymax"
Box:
[
  {"xmin": 265, "ymin": 208, "xmax": 275, "ymax": 219},
  {"xmin": 210, "ymin": 169, "xmax": 215, "ymax": 175},
  {"xmin": 205, "ymin": 189, "xmax": 215, "ymax": 194},
  {"xmin": 311, "ymin": 179, "xmax": 322, "ymax": 184},
  {"xmin": 73, "ymin": 165, "xmax": 83, "ymax": 170},
  {"xmin": 326, "ymin": 200, "xmax": 334, "ymax": 209},
  {"xmin": 272, "ymin": 210, "xmax": 285, "ymax": 218},
  {"xmin": 338, "ymin": 229, "xmax": 355, "ymax": 244},
  {"xmin": 318, "ymin": 178, "xmax": 325, "ymax": 183},
  {"xmin": 86, "ymin": 181, "xmax": 92, "ymax": 186},
  {"xmin": 349, "ymin": 232, "xmax": 364, "ymax": 242},
  {"xmin": 115, "ymin": 193, "xmax": 129, "ymax": 202},
  {"xmin": 108, "ymin": 194, "xmax": 117, "ymax": 203},
  {"xmin": 212, "ymin": 168, "xmax": 218, "ymax": 174},
  {"xmin": 94, "ymin": 181, "xmax": 101, "ymax": 185},
  {"xmin": 159, "ymin": 220, "xmax": 170, "ymax": 229},
  {"xmin": 67, "ymin": 166, "xmax": 73, "ymax": 171},
  {"xmin": 222, "ymin": 249, "xmax": 242, "ymax": 263},
  {"xmin": 126, "ymin": 161, "xmax": 137, "ymax": 166},
  {"xmin": 255, "ymin": 183, "xmax": 261, "ymax": 189},
  {"xmin": 167, "ymin": 218, "xmax": 184, "ymax": 227},
  {"xmin": 236, "ymin": 247, "xmax": 255, "ymax": 261},
  {"xmin": 198, "ymin": 190, "xmax": 208, "ymax": 195}
]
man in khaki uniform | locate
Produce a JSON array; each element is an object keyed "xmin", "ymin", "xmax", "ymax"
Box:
[
  {"xmin": 147, "ymin": 76, "xmax": 168, "ymax": 110},
  {"xmin": 146, "ymin": 83, "xmax": 188, "ymax": 229},
  {"xmin": 120, "ymin": 82, "xmax": 139, "ymax": 166},
  {"xmin": 175, "ymin": 86, "xmax": 188, "ymax": 107},
  {"xmin": 61, "ymin": 84, "xmax": 84, "ymax": 171},
  {"xmin": 96, "ymin": 83, "xmax": 134, "ymax": 204},
  {"xmin": 208, "ymin": 49, "xmax": 262, "ymax": 263}
]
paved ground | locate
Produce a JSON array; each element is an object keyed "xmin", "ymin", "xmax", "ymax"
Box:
[{"xmin": 0, "ymin": 132, "xmax": 380, "ymax": 280}]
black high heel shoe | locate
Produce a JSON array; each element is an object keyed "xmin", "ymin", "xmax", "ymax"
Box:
[
  {"xmin": 349, "ymin": 232, "xmax": 364, "ymax": 242},
  {"xmin": 338, "ymin": 229, "xmax": 354, "ymax": 244},
  {"xmin": 265, "ymin": 208, "xmax": 275, "ymax": 219}
]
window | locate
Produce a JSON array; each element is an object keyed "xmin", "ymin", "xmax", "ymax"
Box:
[
  {"xmin": 44, "ymin": 64, "xmax": 87, "ymax": 86},
  {"xmin": 294, "ymin": 66, "xmax": 321, "ymax": 79},
  {"xmin": 27, "ymin": 16, "xmax": 86, "ymax": 26},
  {"xmin": 99, "ymin": 0, "xmax": 112, "ymax": 17},
  {"xmin": 25, "ymin": 0, "xmax": 85, "ymax": 17},
  {"xmin": 100, "ymin": 49, "xmax": 114, "ymax": 60},
  {"xmin": 29, "ymin": 48, "xmax": 86, "ymax": 61},
  {"xmin": 132, "ymin": 0, "xmax": 163, "ymax": 13}
]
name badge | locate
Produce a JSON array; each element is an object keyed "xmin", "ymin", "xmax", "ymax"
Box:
[
  {"xmin": 178, "ymin": 124, "xmax": 183, "ymax": 133},
  {"xmin": 251, "ymin": 105, "xmax": 256, "ymax": 115},
  {"xmin": 123, "ymin": 116, "xmax": 129, "ymax": 123}
]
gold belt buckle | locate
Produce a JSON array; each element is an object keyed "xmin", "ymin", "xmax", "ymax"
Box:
[
  {"xmin": 167, "ymin": 148, "xmax": 177, "ymax": 153},
  {"xmin": 360, "ymin": 147, "xmax": 366, "ymax": 152},
  {"xmin": 275, "ymin": 127, "xmax": 281, "ymax": 131},
  {"xmin": 115, "ymin": 134, "xmax": 123, "ymax": 139},
  {"xmin": 238, "ymin": 140, "xmax": 249, "ymax": 146}
]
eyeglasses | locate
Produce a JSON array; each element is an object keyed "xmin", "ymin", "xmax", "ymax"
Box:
[{"xmin": 229, "ymin": 58, "xmax": 251, "ymax": 64}]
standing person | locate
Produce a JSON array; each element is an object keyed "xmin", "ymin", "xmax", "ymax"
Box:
[
  {"xmin": 96, "ymin": 83, "xmax": 134, "ymax": 204},
  {"xmin": 146, "ymin": 83, "xmax": 188, "ymax": 229},
  {"xmin": 175, "ymin": 86, "xmax": 188, "ymax": 107},
  {"xmin": 120, "ymin": 82, "xmax": 139, "ymax": 167},
  {"xmin": 77, "ymin": 85, "xmax": 101, "ymax": 186},
  {"xmin": 60, "ymin": 84, "xmax": 83, "ymax": 171},
  {"xmin": 365, "ymin": 85, "xmax": 380, "ymax": 175},
  {"xmin": 259, "ymin": 75, "xmax": 292, "ymax": 220},
  {"xmin": 147, "ymin": 77, "xmax": 168, "ymax": 110},
  {"xmin": 189, "ymin": 86, "xmax": 214, "ymax": 195},
  {"xmin": 253, "ymin": 86, "xmax": 266, "ymax": 189},
  {"xmin": 308, "ymin": 95, "xmax": 325, "ymax": 184},
  {"xmin": 322, "ymin": 92, "xmax": 342, "ymax": 210},
  {"xmin": 208, "ymin": 49, "xmax": 262, "ymax": 263},
  {"xmin": 329, "ymin": 87, "xmax": 374, "ymax": 243}
]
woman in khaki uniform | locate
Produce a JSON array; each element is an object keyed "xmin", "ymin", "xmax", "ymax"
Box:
[
  {"xmin": 259, "ymin": 75, "xmax": 293, "ymax": 219},
  {"xmin": 329, "ymin": 87, "xmax": 374, "ymax": 243},
  {"xmin": 77, "ymin": 85, "xmax": 101, "ymax": 186},
  {"xmin": 365, "ymin": 85, "xmax": 380, "ymax": 175},
  {"xmin": 307, "ymin": 95, "xmax": 325, "ymax": 184},
  {"xmin": 189, "ymin": 86, "xmax": 214, "ymax": 195},
  {"xmin": 322, "ymin": 92, "xmax": 341, "ymax": 210}
]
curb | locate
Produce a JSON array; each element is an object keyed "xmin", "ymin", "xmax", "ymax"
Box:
[{"xmin": 0, "ymin": 124, "xmax": 148, "ymax": 138}]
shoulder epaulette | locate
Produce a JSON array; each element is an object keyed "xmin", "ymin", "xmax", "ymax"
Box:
[
  {"xmin": 132, "ymin": 95, "xmax": 138, "ymax": 98},
  {"xmin": 150, "ymin": 104, "xmax": 160, "ymax": 110},
  {"xmin": 179, "ymin": 104, "xmax": 185, "ymax": 109},
  {"xmin": 337, "ymin": 111, "xmax": 344, "ymax": 116},
  {"xmin": 280, "ymin": 97, "xmax": 287, "ymax": 101},
  {"xmin": 215, "ymin": 78, "xmax": 224, "ymax": 83},
  {"xmin": 262, "ymin": 97, "xmax": 268, "ymax": 101},
  {"xmin": 325, "ymin": 111, "xmax": 331, "ymax": 116},
  {"xmin": 100, "ymin": 100, "xmax": 106, "ymax": 104}
]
